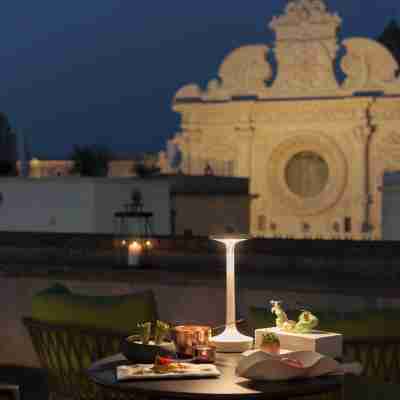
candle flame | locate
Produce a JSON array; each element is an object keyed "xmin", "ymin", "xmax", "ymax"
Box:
[{"xmin": 129, "ymin": 241, "xmax": 142, "ymax": 252}]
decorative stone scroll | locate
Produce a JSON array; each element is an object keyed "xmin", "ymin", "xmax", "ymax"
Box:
[
  {"xmin": 175, "ymin": 46, "xmax": 272, "ymax": 101},
  {"xmin": 341, "ymin": 38, "xmax": 400, "ymax": 92},
  {"xmin": 218, "ymin": 45, "xmax": 271, "ymax": 97},
  {"xmin": 174, "ymin": 84, "xmax": 203, "ymax": 101}
]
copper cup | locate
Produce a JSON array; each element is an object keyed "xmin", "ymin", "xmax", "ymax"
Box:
[{"xmin": 171, "ymin": 325, "xmax": 211, "ymax": 357}]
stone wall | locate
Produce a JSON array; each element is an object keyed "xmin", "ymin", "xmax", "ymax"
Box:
[{"xmin": 1, "ymin": 232, "xmax": 400, "ymax": 278}]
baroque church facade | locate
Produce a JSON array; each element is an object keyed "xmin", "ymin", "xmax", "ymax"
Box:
[{"xmin": 169, "ymin": 0, "xmax": 400, "ymax": 240}]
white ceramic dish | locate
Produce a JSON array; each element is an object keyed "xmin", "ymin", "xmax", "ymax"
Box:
[
  {"xmin": 117, "ymin": 363, "xmax": 221, "ymax": 381},
  {"xmin": 236, "ymin": 350, "xmax": 340, "ymax": 381}
]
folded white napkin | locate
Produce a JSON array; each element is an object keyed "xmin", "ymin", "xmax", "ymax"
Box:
[{"xmin": 236, "ymin": 350, "xmax": 363, "ymax": 381}]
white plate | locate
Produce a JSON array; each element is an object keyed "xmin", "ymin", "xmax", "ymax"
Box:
[{"xmin": 117, "ymin": 363, "xmax": 221, "ymax": 381}]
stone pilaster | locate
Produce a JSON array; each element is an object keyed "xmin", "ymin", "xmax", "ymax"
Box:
[
  {"xmin": 351, "ymin": 124, "xmax": 373, "ymax": 240},
  {"xmin": 235, "ymin": 124, "xmax": 255, "ymax": 178}
]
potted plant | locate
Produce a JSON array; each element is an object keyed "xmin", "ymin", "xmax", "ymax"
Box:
[
  {"xmin": 260, "ymin": 332, "xmax": 280, "ymax": 355},
  {"xmin": 121, "ymin": 320, "xmax": 176, "ymax": 362}
]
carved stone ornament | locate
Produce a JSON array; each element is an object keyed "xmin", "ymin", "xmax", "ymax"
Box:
[
  {"xmin": 268, "ymin": 133, "xmax": 348, "ymax": 216},
  {"xmin": 341, "ymin": 38, "xmax": 400, "ymax": 92},
  {"xmin": 270, "ymin": 0, "xmax": 341, "ymax": 34},
  {"xmin": 204, "ymin": 79, "xmax": 230, "ymax": 101},
  {"xmin": 174, "ymin": 84, "xmax": 203, "ymax": 101},
  {"xmin": 269, "ymin": 0, "xmax": 341, "ymax": 94},
  {"xmin": 173, "ymin": 0, "xmax": 400, "ymax": 103},
  {"xmin": 218, "ymin": 45, "xmax": 272, "ymax": 97}
]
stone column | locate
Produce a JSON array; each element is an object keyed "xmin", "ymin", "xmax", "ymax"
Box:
[
  {"xmin": 178, "ymin": 129, "xmax": 203, "ymax": 175},
  {"xmin": 369, "ymin": 162, "xmax": 384, "ymax": 240},
  {"xmin": 249, "ymin": 131, "xmax": 267, "ymax": 236},
  {"xmin": 352, "ymin": 124, "xmax": 373, "ymax": 240}
]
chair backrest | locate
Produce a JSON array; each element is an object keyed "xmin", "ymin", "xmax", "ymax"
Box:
[
  {"xmin": 344, "ymin": 337, "xmax": 400, "ymax": 384},
  {"xmin": 25, "ymin": 285, "xmax": 159, "ymax": 399},
  {"xmin": 23, "ymin": 317, "xmax": 134, "ymax": 400}
]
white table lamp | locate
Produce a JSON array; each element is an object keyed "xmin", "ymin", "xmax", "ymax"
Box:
[{"xmin": 210, "ymin": 235, "xmax": 253, "ymax": 353}]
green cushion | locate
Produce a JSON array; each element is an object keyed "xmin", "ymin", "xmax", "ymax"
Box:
[
  {"xmin": 38, "ymin": 283, "xmax": 71, "ymax": 295},
  {"xmin": 248, "ymin": 307, "xmax": 400, "ymax": 338},
  {"xmin": 32, "ymin": 286, "xmax": 158, "ymax": 333}
]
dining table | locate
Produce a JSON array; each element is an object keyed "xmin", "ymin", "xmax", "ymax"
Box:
[{"xmin": 87, "ymin": 352, "xmax": 345, "ymax": 400}]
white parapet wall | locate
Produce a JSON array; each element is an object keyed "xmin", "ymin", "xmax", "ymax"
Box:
[{"xmin": 0, "ymin": 177, "xmax": 171, "ymax": 235}]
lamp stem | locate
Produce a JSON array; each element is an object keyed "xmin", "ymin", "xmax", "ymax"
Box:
[
  {"xmin": 210, "ymin": 236, "xmax": 253, "ymax": 352},
  {"xmin": 226, "ymin": 241, "xmax": 236, "ymax": 328}
]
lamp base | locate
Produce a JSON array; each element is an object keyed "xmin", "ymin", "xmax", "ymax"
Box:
[{"xmin": 210, "ymin": 325, "xmax": 253, "ymax": 353}]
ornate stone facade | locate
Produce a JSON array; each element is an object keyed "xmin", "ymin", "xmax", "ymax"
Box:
[{"xmin": 169, "ymin": 0, "xmax": 400, "ymax": 240}]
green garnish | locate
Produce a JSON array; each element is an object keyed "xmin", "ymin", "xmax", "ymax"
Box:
[
  {"xmin": 137, "ymin": 322, "xmax": 152, "ymax": 345},
  {"xmin": 154, "ymin": 320, "xmax": 170, "ymax": 345},
  {"xmin": 262, "ymin": 332, "xmax": 280, "ymax": 345}
]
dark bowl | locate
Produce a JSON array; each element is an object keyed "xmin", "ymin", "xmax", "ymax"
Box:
[{"xmin": 120, "ymin": 338, "xmax": 176, "ymax": 363}]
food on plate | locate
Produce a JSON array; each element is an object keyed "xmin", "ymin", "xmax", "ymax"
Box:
[
  {"xmin": 123, "ymin": 365, "xmax": 146, "ymax": 375},
  {"xmin": 152, "ymin": 355, "xmax": 189, "ymax": 374}
]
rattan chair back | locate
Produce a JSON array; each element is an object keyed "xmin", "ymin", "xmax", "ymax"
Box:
[
  {"xmin": 23, "ymin": 317, "xmax": 135, "ymax": 400},
  {"xmin": 344, "ymin": 336, "xmax": 400, "ymax": 383}
]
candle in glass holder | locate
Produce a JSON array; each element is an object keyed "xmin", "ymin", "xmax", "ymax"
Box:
[
  {"xmin": 193, "ymin": 345, "xmax": 216, "ymax": 363},
  {"xmin": 171, "ymin": 325, "xmax": 211, "ymax": 357},
  {"xmin": 128, "ymin": 241, "xmax": 142, "ymax": 266}
]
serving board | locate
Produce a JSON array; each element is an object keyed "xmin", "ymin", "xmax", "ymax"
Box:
[{"xmin": 117, "ymin": 363, "xmax": 221, "ymax": 381}]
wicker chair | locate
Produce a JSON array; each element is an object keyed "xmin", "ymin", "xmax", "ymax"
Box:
[
  {"xmin": 343, "ymin": 336, "xmax": 400, "ymax": 383},
  {"xmin": 23, "ymin": 317, "xmax": 135, "ymax": 400}
]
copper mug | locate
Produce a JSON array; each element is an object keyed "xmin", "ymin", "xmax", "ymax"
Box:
[{"xmin": 171, "ymin": 325, "xmax": 211, "ymax": 357}]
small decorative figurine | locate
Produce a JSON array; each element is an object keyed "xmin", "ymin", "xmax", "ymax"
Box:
[
  {"xmin": 270, "ymin": 300, "xmax": 288, "ymax": 329},
  {"xmin": 269, "ymin": 301, "xmax": 319, "ymax": 333},
  {"xmin": 260, "ymin": 332, "xmax": 280, "ymax": 354},
  {"xmin": 270, "ymin": 300, "xmax": 296, "ymax": 332},
  {"xmin": 295, "ymin": 310, "xmax": 319, "ymax": 333}
]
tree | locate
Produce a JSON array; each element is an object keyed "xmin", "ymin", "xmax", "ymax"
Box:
[
  {"xmin": 132, "ymin": 162, "xmax": 161, "ymax": 178},
  {"xmin": 0, "ymin": 113, "xmax": 17, "ymax": 176},
  {"xmin": 378, "ymin": 19, "xmax": 400, "ymax": 68},
  {"xmin": 0, "ymin": 160, "xmax": 16, "ymax": 176},
  {"xmin": 132, "ymin": 152, "xmax": 161, "ymax": 178},
  {"xmin": 69, "ymin": 145, "xmax": 112, "ymax": 177}
]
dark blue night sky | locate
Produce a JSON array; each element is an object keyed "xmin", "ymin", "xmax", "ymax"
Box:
[{"xmin": 0, "ymin": 0, "xmax": 399, "ymax": 159}]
